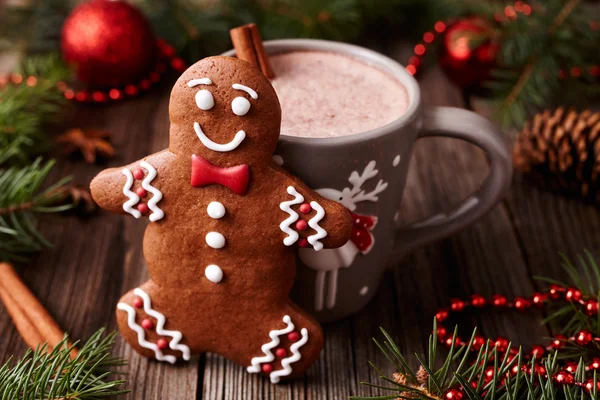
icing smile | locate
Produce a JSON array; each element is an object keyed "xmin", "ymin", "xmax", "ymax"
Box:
[{"xmin": 194, "ymin": 122, "xmax": 246, "ymax": 152}]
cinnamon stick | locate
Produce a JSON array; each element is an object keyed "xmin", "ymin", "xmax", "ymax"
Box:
[
  {"xmin": 230, "ymin": 23, "xmax": 275, "ymax": 79},
  {"xmin": 0, "ymin": 262, "xmax": 77, "ymax": 357}
]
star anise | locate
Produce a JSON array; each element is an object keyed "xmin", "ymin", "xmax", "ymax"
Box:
[{"xmin": 56, "ymin": 128, "xmax": 115, "ymax": 163}]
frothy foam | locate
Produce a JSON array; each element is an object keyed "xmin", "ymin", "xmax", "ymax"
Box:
[{"xmin": 270, "ymin": 51, "xmax": 409, "ymax": 138}]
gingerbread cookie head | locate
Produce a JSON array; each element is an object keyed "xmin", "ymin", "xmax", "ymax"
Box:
[{"xmin": 168, "ymin": 56, "xmax": 281, "ymax": 167}]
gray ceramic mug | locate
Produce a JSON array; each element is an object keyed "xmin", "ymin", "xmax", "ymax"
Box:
[{"xmin": 224, "ymin": 39, "xmax": 512, "ymax": 323}]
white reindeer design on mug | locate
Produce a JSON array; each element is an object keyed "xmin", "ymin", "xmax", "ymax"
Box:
[{"xmin": 299, "ymin": 161, "xmax": 388, "ymax": 311}]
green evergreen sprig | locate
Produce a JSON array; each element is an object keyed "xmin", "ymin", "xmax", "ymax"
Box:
[
  {"xmin": 0, "ymin": 158, "xmax": 72, "ymax": 262},
  {"xmin": 0, "ymin": 54, "xmax": 71, "ymax": 166},
  {"xmin": 0, "ymin": 329, "xmax": 128, "ymax": 400},
  {"xmin": 354, "ymin": 323, "xmax": 596, "ymax": 400}
]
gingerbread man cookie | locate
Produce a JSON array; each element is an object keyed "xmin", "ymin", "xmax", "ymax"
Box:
[{"xmin": 90, "ymin": 56, "xmax": 353, "ymax": 383}]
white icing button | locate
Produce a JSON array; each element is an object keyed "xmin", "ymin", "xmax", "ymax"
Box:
[
  {"xmin": 206, "ymin": 232, "xmax": 226, "ymax": 249},
  {"xmin": 359, "ymin": 286, "xmax": 369, "ymax": 296},
  {"xmin": 205, "ymin": 264, "xmax": 223, "ymax": 283},
  {"xmin": 232, "ymin": 96, "xmax": 251, "ymax": 116},
  {"xmin": 195, "ymin": 89, "xmax": 215, "ymax": 110},
  {"xmin": 393, "ymin": 154, "xmax": 401, "ymax": 167},
  {"xmin": 207, "ymin": 201, "xmax": 226, "ymax": 219},
  {"xmin": 272, "ymin": 155, "xmax": 284, "ymax": 166}
]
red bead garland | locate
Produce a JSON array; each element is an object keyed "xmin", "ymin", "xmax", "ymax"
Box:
[
  {"xmin": 0, "ymin": 39, "xmax": 186, "ymax": 105},
  {"xmin": 435, "ymin": 283, "xmax": 600, "ymax": 393}
]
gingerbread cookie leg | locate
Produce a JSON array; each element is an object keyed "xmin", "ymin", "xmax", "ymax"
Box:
[
  {"xmin": 115, "ymin": 281, "xmax": 193, "ymax": 364},
  {"xmin": 239, "ymin": 302, "xmax": 323, "ymax": 383}
]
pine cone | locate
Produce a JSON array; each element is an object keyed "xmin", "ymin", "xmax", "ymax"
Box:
[{"xmin": 513, "ymin": 108, "xmax": 600, "ymax": 203}]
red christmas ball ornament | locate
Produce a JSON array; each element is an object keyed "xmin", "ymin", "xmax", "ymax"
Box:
[
  {"xmin": 438, "ymin": 17, "xmax": 499, "ymax": 89},
  {"xmin": 493, "ymin": 336, "xmax": 509, "ymax": 352},
  {"xmin": 550, "ymin": 334, "xmax": 566, "ymax": 349},
  {"xmin": 450, "ymin": 298, "xmax": 466, "ymax": 312},
  {"xmin": 589, "ymin": 358, "xmax": 600, "ymax": 370},
  {"xmin": 549, "ymin": 284, "xmax": 564, "ymax": 299},
  {"xmin": 514, "ymin": 296, "xmax": 531, "ymax": 311},
  {"xmin": 472, "ymin": 336, "xmax": 485, "ymax": 351},
  {"xmin": 61, "ymin": 0, "xmax": 157, "ymax": 88},
  {"xmin": 436, "ymin": 308, "xmax": 450, "ymax": 322},
  {"xmin": 436, "ymin": 326, "xmax": 448, "ymax": 339},
  {"xmin": 529, "ymin": 345, "xmax": 545, "ymax": 358},
  {"xmin": 584, "ymin": 379, "xmax": 600, "ymax": 393},
  {"xmin": 532, "ymin": 292, "xmax": 547, "ymax": 307},
  {"xmin": 564, "ymin": 361, "xmax": 579, "ymax": 373},
  {"xmin": 491, "ymin": 294, "xmax": 507, "ymax": 308}
]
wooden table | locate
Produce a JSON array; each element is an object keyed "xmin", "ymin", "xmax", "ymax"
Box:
[{"xmin": 1, "ymin": 40, "xmax": 597, "ymax": 399}]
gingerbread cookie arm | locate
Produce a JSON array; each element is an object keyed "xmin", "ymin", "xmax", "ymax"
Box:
[
  {"xmin": 90, "ymin": 150, "xmax": 175, "ymax": 220},
  {"xmin": 273, "ymin": 166, "xmax": 353, "ymax": 250}
]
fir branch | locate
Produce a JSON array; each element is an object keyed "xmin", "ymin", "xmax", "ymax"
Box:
[
  {"xmin": 0, "ymin": 54, "xmax": 71, "ymax": 166},
  {"xmin": 0, "ymin": 329, "xmax": 128, "ymax": 400},
  {"xmin": 0, "ymin": 158, "xmax": 72, "ymax": 262}
]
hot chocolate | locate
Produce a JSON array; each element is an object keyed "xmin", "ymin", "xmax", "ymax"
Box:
[{"xmin": 269, "ymin": 51, "xmax": 409, "ymax": 138}]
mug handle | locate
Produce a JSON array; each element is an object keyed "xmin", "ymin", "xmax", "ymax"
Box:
[{"xmin": 394, "ymin": 106, "xmax": 512, "ymax": 258}]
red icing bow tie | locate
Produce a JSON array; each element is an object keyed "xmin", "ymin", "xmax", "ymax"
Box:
[
  {"xmin": 350, "ymin": 213, "xmax": 378, "ymax": 254},
  {"xmin": 191, "ymin": 154, "xmax": 250, "ymax": 195}
]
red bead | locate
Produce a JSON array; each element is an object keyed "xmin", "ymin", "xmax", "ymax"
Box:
[
  {"xmin": 141, "ymin": 318, "xmax": 153, "ymax": 330},
  {"xmin": 484, "ymin": 366, "xmax": 495, "ymax": 381},
  {"xmin": 299, "ymin": 203, "xmax": 311, "ymax": 213},
  {"xmin": 589, "ymin": 358, "xmax": 600, "ymax": 370},
  {"xmin": 133, "ymin": 168, "xmax": 144, "ymax": 180},
  {"xmin": 564, "ymin": 361, "xmax": 579, "ymax": 373},
  {"xmin": 553, "ymin": 370, "xmax": 575, "ymax": 385},
  {"xmin": 275, "ymin": 348, "xmax": 286, "ymax": 358},
  {"xmin": 470, "ymin": 294, "xmax": 485, "ymax": 308},
  {"xmin": 583, "ymin": 379, "xmax": 600, "ymax": 393},
  {"xmin": 137, "ymin": 203, "xmax": 149, "ymax": 213},
  {"xmin": 444, "ymin": 388, "xmax": 463, "ymax": 400},
  {"xmin": 136, "ymin": 187, "xmax": 147, "ymax": 197},
  {"xmin": 514, "ymin": 297, "xmax": 531, "ymax": 310},
  {"xmin": 298, "ymin": 238, "xmax": 309, "ymax": 248},
  {"xmin": 450, "ymin": 298, "xmax": 466, "ymax": 312},
  {"xmin": 445, "ymin": 336, "xmax": 461, "ymax": 348},
  {"xmin": 491, "ymin": 294, "xmax": 507, "ymax": 308},
  {"xmin": 125, "ymin": 85, "xmax": 138, "ymax": 96},
  {"xmin": 436, "ymin": 326, "xmax": 448, "ymax": 339},
  {"xmin": 262, "ymin": 363, "xmax": 273, "ymax": 373},
  {"xmin": 532, "ymin": 292, "xmax": 547, "ymax": 307},
  {"xmin": 549, "ymin": 284, "xmax": 564, "ymax": 299},
  {"xmin": 529, "ymin": 345, "xmax": 545, "ymax": 358},
  {"xmin": 533, "ymin": 364, "xmax": 546, "ymax": 375},
  {"xmin": 565, "ymin": 288, "xmax": 582, "ymax": 302},
  {"xmin": 551, "ymin": 334, "xmax": 566, "ymax": 349},
  {"xmin": 585, "ymin": 300, "xmax": 599, "ymax": 316},
  {"xmin": 109, "ymin": 88, "xmax": 122, "ymax": 100},
  {"xmin": 133, "ymin": 298, "xmax": 143, "ymax": 308},
  {"xmin": 288, "ymin": 332, "xmax": 300, "ymax": 342},
  {"xmin": 493, "ymin": 336, "xmax": 509, "ymax": 352},
  {"xmin": 295, "ymin": 220, "xmax": 308, "ymax": 231},
  {"xmin": 472, "ymin": 336, "xmax": 485, "ymax": 351},
  {"xmin": 157, "ymin": 338, "xmax": 169, "ymax": 349},
  {"xmin": 576, "ymin": 330, "xmax": 593, "ymax": 346},
  {"xmin": 436, "ymin": 309, "xmax": 449, "ymax": 322}
]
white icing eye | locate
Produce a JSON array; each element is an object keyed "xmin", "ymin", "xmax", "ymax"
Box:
[
  {"xmin": 231, "ymin": 96, "xmax": 251, "ymax": 116},
  {"xmin": 195, "ymin": 89, "xmax": 214, "ymax": 110}
]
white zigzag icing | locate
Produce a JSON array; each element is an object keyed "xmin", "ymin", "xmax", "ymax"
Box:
[
  {"xmin": 117, "ymin": 303, "xmax": 177, "ymax": 364},
  {"xmin": 117, "ymin": 288, "xmax": 191, "ymax": 364},
  {"xmin": 279, "ymin": 186, "xmax": 304, "ymax": 246},
  {"xmin": 307, "ymin": 201, "xmax": 327, "ymax": 251},
  {"xmin": 270, "ymin": 328, "xmax": 309, "ymax": 383},
  {"xmin": 140, "ymin": 161, "xmax": 164, "ymax": 222},
  {"xmin": 121, "ymin": 168, "xmax": 141, "ymax": 218},
  {"xmin": 134, "ymin": 288, "xmax": 190, "ymax": 360},
  {"xmin": 247, "ymin": 315, "xmax": 295, "ymax": 373}
]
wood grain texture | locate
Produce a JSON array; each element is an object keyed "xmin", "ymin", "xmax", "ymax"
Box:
[{"xmin": 0, "ymin": 42, "xmax": 589, "ymax": 399}]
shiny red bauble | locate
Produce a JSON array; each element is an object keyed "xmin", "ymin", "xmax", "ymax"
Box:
[
  {"xmin": 576, "ymin": 330, "xmax": 593, "ymax": 345},
  {"xmin": 590, "ymin": 358, "xmax": 600, "ymax": 370},
  {"xmin": 529, "ymin": 345, "xmax": 545, "ymax": 358},
  {"xmin": 493, "ymin": 336, "xmax": 509, "ymax": 352},
  {"xmin": 436, "ymin": 308, "xmax": 450, "ymax": 322},
  {"xmin": 61, "ymin": 0, "xmax": 156, "ymax": 88},
  {"xmin": 514, "ymin": 296, "xmax": 531, "ymax": 310},
  {"xmin": 472, "ymin": 336, "xmax": 485, "ymax": 351},
  {"xmin": 549, "ymin": 284, "xmax": 564, "ymax": 299},
  {"xmin": 450, "ymin": 298, "xmax": 466, "ymax": 312},
  {"xmin": 532, "ymin": 292, "xmax": 547, "ymax": 307},
  {"xmin": 564, "ymin": 361, "xmax": 578, "ymax": 373},
  {"xmin": 553, "ymin": 370, "xmax": 575, "ymax": 385},
  {"xmin": 550, "ymin": 334, "xmax": 567, "ymax": 349},
  {"xmin": 584, "ymin": 379, "xmax": 600, "ymax": 393},
  {"xmin": 438, "ymin": 17, "xmax": 499, "ymax": 89}
]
